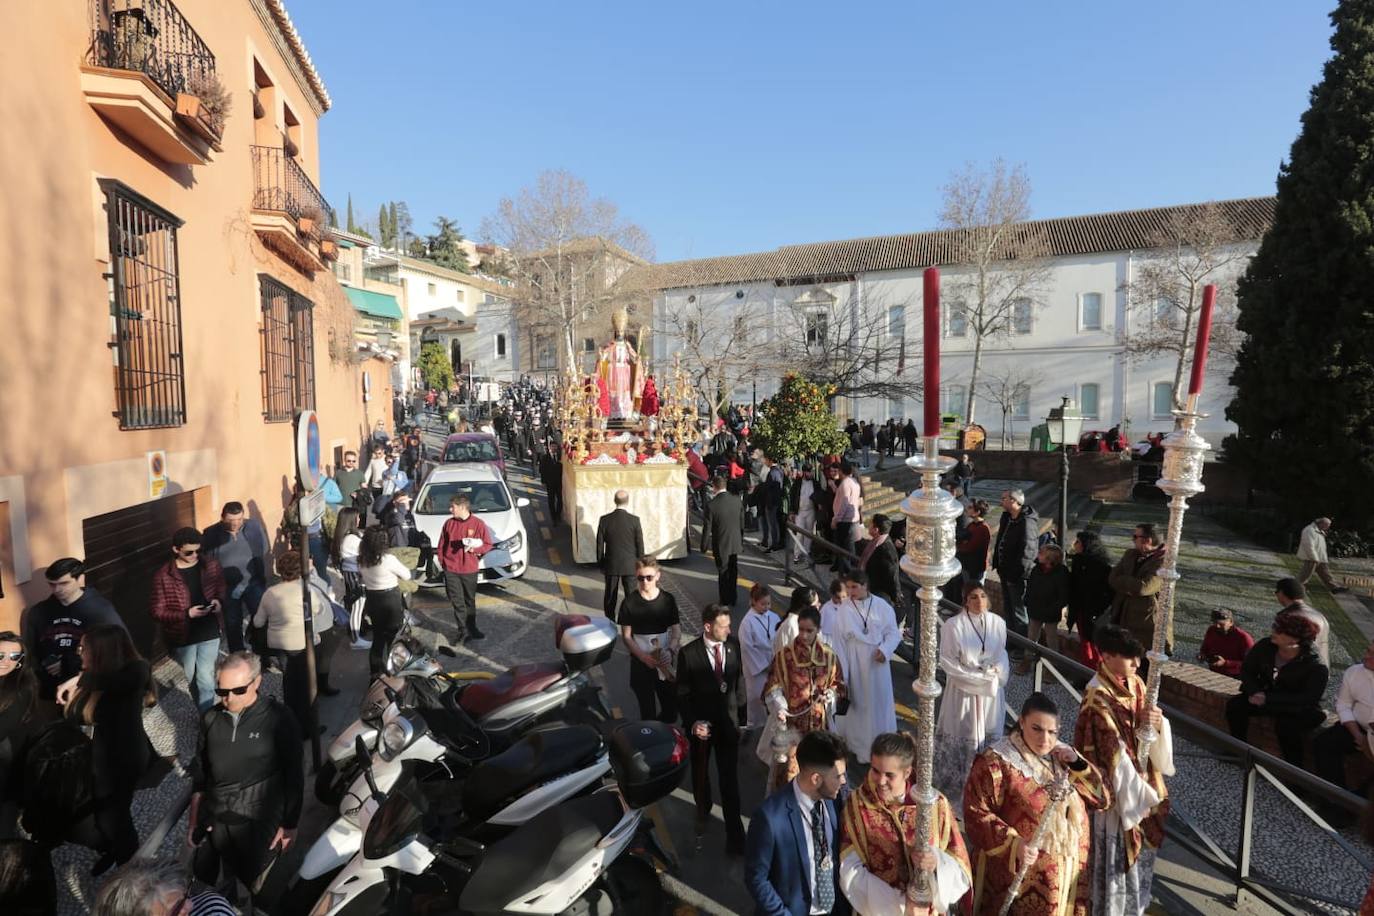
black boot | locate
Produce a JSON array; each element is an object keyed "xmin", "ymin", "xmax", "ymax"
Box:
[
  {"xmin": 317, "ymin": 678, "xmax": 340, "ymax": 697},
  {"xmin": 465, "ymin": 615, "xmax": 486, "ymax": 641}
]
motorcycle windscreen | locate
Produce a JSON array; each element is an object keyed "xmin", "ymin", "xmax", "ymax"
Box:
[{"xmin": 363, "ymin": 776, "xmax": 429, "ymax": 860}]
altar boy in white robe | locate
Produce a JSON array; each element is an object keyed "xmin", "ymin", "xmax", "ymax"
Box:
[
  {"xmin": 831, "ymin": 570, "xmax": 900, "ymax": 764},
  {"xmin": 739, "ymin": 582, "xmax": 781, "ymax": 730}
]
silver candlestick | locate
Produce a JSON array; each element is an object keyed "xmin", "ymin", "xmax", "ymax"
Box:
[
  {"xmin": 1137, "ymin": 393, "xmax": 1210, "ymax": 761},
  {"xmin": 899, "ymin": 434, "xmax": 963, "ymax": 905}
]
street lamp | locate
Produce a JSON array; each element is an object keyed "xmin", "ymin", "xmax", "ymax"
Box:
[{"xmin": 1044, "ymin": 396, "xmax": 1084, "ymax": 547}]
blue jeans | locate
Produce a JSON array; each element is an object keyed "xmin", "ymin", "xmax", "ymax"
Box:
[
  {"xmin": 308, "ymin": 533, "xmax": 330, "ymax": 579},
  {"xmin": 170, "ymin": 638, "xmax": 220, "ymax": 711}
]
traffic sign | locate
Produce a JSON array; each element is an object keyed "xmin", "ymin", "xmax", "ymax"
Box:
[
  {"xmin": 296, "ymin": 409, "xmax": 322, "ymax": 491},
  {"xmin": 299, "ymin": 488, "xmax": 326, "ymax": 527}
]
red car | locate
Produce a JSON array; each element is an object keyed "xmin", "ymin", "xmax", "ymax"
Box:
[{"xmin": 428, "ymin": 432, "xmax": 507, "ymax": 478}]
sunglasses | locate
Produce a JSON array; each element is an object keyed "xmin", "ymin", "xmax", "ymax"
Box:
[
  {"xmin": 0, "ymin": 651, "xmax": 23, "ymax": 662},
  {"xmin": 214, "ymin": 682, "xmax": 254, "ymax": 697},
  {"xmin": 636, "ymin": 574, "xmax": 657, "ymax": 581},
  {"xmin": 179, "ymin": 548, "xmax": 200, "ymax": 556}
]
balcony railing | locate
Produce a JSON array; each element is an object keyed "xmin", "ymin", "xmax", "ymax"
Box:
[
  {"xmin": 251, "ymin": 146, "xmax": 334, "ymax": 238},
  {"xmin": 86, "ymin": 0, "xmax": 216, "ymax": 99}
]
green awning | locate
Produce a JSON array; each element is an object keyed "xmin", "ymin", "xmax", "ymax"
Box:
[
  {"xmin": 336, "ymin": 238, "xmax": 356, "ymax": 249},
  {"xmin": 345, "ymin": 286, "xmax": 402, "ymax": 320}
]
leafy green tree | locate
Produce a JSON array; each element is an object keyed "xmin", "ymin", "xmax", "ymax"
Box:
[
  {"xmin": 346, "ymin": 193, "xmax": 356, "ymax": 234},
  {"xmin": 407, "ymin": 237, "xmax": 428, "ymax": 259},
  {"xmin": 427, "ymin": 216, "xmax": 471, "ymax": 272},
  {"xmin": 752, "ymin": 374, "xmax": 848, "ymax": 462},
  {"xmin": 417, "ymin": 341, "xmax": 455, "ymax": 392},
  {"xmin": 1227, "ymin": 0, "xmax": 1374, "ymax": 528}
]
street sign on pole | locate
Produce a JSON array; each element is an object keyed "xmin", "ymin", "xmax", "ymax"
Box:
[
  {"xmin": 295, "ymin": 409, "xmax": 322, "ymax": 491},
  {"xmin": 300, "ymin": 488, "xmax": 326, "ymax": 527}
]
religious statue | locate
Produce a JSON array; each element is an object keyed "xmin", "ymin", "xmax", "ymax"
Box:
[{"xmin": 595, "ymin": 308, "xmax": 645, "ymax": 421}]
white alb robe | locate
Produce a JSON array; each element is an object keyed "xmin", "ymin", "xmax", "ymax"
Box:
[
  {"xmin": 932, "ymin": 610, "xmax": 1010, "ymax": 809},
  {"xmin": 819, "ymin": 600, "xmax": 844, "ymax": 654},
  {"xmin": 831, "ymin": 595, "xmax": 900, "ymax": 762},
  {"xmin": 772, "ymin": 611, "xmax": 831, "ymax": 655},
  {"xmin": 740, "ymin": 609, "xmax": 781, "ymax": 728}
]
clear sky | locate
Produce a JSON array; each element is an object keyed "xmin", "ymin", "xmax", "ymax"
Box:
[{"xmin": 291, "ymin": 0, "xmax": 1332, "ymax": 264}]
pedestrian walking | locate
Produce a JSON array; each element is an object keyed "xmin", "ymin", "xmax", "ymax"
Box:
[
  {"xmin": 618, "ymin": 557, "xmax": 680, "ymax": 723},
  {"xmin": 857, "ymin": 514, "xmax": 900, "ymax": 608},
  {"xmin": 188, "ymin": 652, "xmax": 302, "ymax": 911},
  {"xmin": 596, "ymin": 491, "xmax": 644, "ymax": 624},
  {"xmin": 330, "ymin": 508, "xmax": 366, "ymax": 648},
  {"xmin": 538, "ymin": 443, "xmax": 564, "ymax": 521},
  {"xmin": 358, "ymin": 528, "xmax": 411, "ymax": 675},
  {"xmin": 740, "ymin": 584, "xmax": 781, "ymax": 731},
  {"xmin": 252, "ymin": 549, "xmax": 337, "ymax": 729},
  {"xmin": 789, "ymin": 464, "xmax": 817, "ymax": 565},
  {"xmin": 758, "ymin": 455, "xmax": 785, "ymax": 551},
  {"xmin": 993, "ymin": 489, "xmax": 1038, "ymax": 659},
  {"xmin": 150, "ymin": 528, "xmax": 226, "ymax": 712},
  {"xmin": 1297, "ymin": 517, "xmax": 1348, "ymax": 593},
  {"xmin": 901, "ymin": 420, "xmax": 917, "ymax": 458},
  {"xmin": 676, "ymin": 604, "xmax": 747, "ymax": 856},
  {"xmin": 829, "ymin": 570, "xmax": 899, "ymax": 764},
  {"xmin": 831, "ymin": 462, "xmax": 863, "ymax": 570},
  {"xmin": 1068, "ymin": 529, "xmax": 1114, "ymax": 670},
  {"xmin": 332, "ymin": 451, "xmax": 367, "ymax": 513},
  {"xmin": 21, "ymin": 558, "xmax": 125, "ymax": 702},
  {"xmin": 437, "ymin": 495, "xmax": 492, "ymax": 642},
  {"xmin": 1026, "ymin": 544, "xmax": 1070, "ymax": 653},
  {"xmin": 1108, "ymin": 524, "xmax": 1167, "ymax": 664},
  {"xmin": 701, "ymin": 475, "xmax": 745, "ymax": 608},
  {"xmin": 201, "ymin": 502, "xmax": 269, "ymax": 653}
]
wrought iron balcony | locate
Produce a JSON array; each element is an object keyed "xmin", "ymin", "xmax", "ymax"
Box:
[
  {"xmin": 86, "ymin": 0, "xmax": 215, "ymax": 99},
  {"xmin": 251, "ymin": 145, "xmax": 334, "ymax": 237}
]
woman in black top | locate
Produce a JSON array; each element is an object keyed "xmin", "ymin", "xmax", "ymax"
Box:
[
  {"xmin": 57, "ymin": 624, "xmax": 153, "ymax": 872},
  {"xmin": 1225, "ymin": 614, "xmax": 1328, "ymax": 766},
  {"xmin": 618, "ymin": 558, "xmax": 680, "ymax": 723},
  {"xmin": 1067, "ymin": 530, "xmax": 1114, "ymax": 668},
  {"xmin": 0, "ymin": 631, "xmax": 43, "ymax": 839}
]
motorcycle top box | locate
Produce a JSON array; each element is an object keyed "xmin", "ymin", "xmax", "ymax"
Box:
[
  {"xmin": 605, "ymin": 720, "xmax": 689, "ymax": 809},
  {"xmin": 555, "ymin": 614, "xmax": 616, "ymax": 672}
]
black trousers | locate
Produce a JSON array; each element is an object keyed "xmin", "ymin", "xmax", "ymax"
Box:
[
  {"xmin": 68, "ymin": 788, "xmax": 138, "ymax": 866},
  {"xmin": 365, "ymin": 587, "xmax": 406, "ymax": 677},
  {"xmin": 280, "ymin": 649, "xmax": 312, "ymax": 737},
  {"xmin": 834, "ymin": 521, "xmax": 858, "ymax": 572},
  {"xmin": 194, "ymin": 813, "xmax": 281, "ymax": 906},
  {"xmin": 689, "ymin": 725, "xmax": 744, "ymax": 848},
  {"xmin": 548, "ymin": 485, "xmax": 563, "ymax": 521},
  {"xmin": 1225, "ymin": 696, "xmax": 1326, "ymax": 765},
  {"xmin": 444, "ymin": 571, "xmax": 479, "ymax": 630},
  {"xmin": 603, "ymin": 574, "xmax": 634, "ymax": 622},
  {"xmin": 716, "ymin": 553, "xmax": 739, "ymax": 608},
  {"xmin": 628, "ymin": 659, "xmax": 678, "ymax": 723},
  {"xmin": 1314, "ymin": 723, "xmax": 1362, "ymax": 790}
]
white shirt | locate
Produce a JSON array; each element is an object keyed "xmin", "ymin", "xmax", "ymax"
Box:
[
  {"xmin": 1336, "ymin": 663, "xmax": 1374, "ymax": 726},
  {"xmin": 339, "ymin": 532, "xmax": 361, "ymax": 573},
  {"xmin": 360, "ymin": 553, "xmax": 412, "ymax": 590},
  {"xmin": 792, "ymin": 781, "xmax": 832, "ymax": 915}
]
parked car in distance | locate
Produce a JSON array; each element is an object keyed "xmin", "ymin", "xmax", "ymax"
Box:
[{"xmin": 413, "ymin": 463, "xmax": 530, "ymax": 582}]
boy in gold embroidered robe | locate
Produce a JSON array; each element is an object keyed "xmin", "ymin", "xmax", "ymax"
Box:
[
  {"xmin": 762, "ymin": 605, "xmax": 845, "ymax": 790},
  {"xmin": 964, "ymin": 693, "xmax": 1110, "ymax": 915}
]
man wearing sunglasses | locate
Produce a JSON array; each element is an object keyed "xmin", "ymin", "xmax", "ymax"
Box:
[
  {"xmin": 151, "ymin": 528, "xmax": 226, "ymax": 712},
  {"xmin": 188, "ymin": 651, "xmax": 302, "ymax": 910}
]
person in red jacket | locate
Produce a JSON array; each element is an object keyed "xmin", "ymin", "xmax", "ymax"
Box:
[
  {"xmin": 1199, "ymin": 607, "xmax": 1254, "ymax": 677},
  {"xmin": 436, "ymin": 494, "xmax": 493, "ymax": 642},
  {"xmin": 150, "ymin": 527, "xmax": 226, "ymax": 711}
]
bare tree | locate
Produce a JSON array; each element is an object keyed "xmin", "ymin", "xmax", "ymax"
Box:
[
  {"xmin": 1118, "ymin": 202, "xmax": 1251, "ymax": 412},
  {"xmin": 978, "ymin": 362, "xmax": 1045, "ymax": 448},
  {"xmin": 655, "ymin": 288, "xmax": 780, "ymax": 419},
  {"xmin": 938, "ymin": 160, "xmax": 1054, "ymax": 426},
  {"xmin": 480, "ymin": 170, "xmax": 653, "ymax": 371}
]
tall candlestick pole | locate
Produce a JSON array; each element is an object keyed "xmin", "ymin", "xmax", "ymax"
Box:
[
  {"xmin": 1187, "ymin": 284, "xmax": 1217, "ymax": 396},
  {"xmin": 923, "ymin": 268, "xmax": 941, "ymax": 437}
]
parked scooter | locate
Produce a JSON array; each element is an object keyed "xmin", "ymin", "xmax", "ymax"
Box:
[{"xmin": 306, "ymin": 719, "xmax": 686, "ymax": 916}]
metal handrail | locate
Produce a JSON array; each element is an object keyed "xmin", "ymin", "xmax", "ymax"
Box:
[
  {"xmin": 250, "ymin": 145, "xmax": 334, "ymax": 236},
  {"xmin": 86, "ymin": 0, "xmax": 216, "ymax": 99}
]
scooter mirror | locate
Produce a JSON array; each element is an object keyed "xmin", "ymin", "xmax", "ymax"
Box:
[
  {"xmin": 354, "ymin": 734, "xmax": 371, "ymax": 764},
  {"xmin": 438, "ymin": 644, "xmax": 458, "ymax": 658}
]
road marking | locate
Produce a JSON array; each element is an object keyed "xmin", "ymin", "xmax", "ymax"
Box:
[
  {"xmin": 548, "ymin": 547, "xmax": 563, "ymax": 567},
  {"xmin": 540, "ymin": 526, "xmax": 553, "ymax": 542},
  {"xmin": 738, "ymin": 577, "xmax": 754, "ymax": 590},
  {"xmin": 557, "ymin": 573, "xmax": 573, "ymax": 599},
  {"xmin": 535, "ymin": 510, "xmax": 547, "ymax": 524}
]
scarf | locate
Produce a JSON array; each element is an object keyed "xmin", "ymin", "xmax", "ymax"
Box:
[
  {"xmin": 989, "ymin": 734, "xmax": 1083, "ymax": 867},
  {"xmin": 859, "ymin": 533, "xmax": 888, "ymax": 570},
  {"xmin": 840, "ymin": 781, "xmax": 921, "ymax": 889}
]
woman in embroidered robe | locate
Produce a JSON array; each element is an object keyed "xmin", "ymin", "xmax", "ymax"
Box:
[
  {"xmin": 964, "ymin": 692, "xmax": 1110, "ymax": 915},
  {"xmin": 933, "ymin": 583, "xmax": 1010, "ymax": 810},
  {"xmin": 761, "ymin": 606, "xmax": 845, "ymax": 790},
  {"xmin": 1073, "ymin": 625, "xmax": 1173, "ymax": 916},
  {"xmin": 840, "ymin": 732, "xmax": 972, "ymax": 915}
]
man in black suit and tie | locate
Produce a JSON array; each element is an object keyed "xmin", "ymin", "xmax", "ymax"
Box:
[
  {"xmin": 745, "ymin": 731, "xmax": 852, "ymax": 916},
  {"xmin": 701, "ymin": 475, "xmax": 744, "ymax": 608},
  {"xmin": 596, "ymin": 490, "xmax": 644, "ymax": 623},
  {"xmin": 677, "ymin": 603, "xmax": 747, "ymax": 855}
]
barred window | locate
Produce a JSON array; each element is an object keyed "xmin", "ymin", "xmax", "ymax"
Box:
[
  {"xmin": 259, "ymin": 275, "xmax": 316, "ymax": 421},
  {"xmin": 99, "ymin": 180, "xmax": 187, "ymax": 429}
]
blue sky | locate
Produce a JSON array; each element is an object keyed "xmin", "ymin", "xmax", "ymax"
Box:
[{"xmin": 292, "ymin": 0, "xmax": 1332, "ymax": 263}]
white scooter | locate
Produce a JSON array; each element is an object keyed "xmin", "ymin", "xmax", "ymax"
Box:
[{"xmin": 306, "ymin": 720, "xmax": 686, "ymax": 916}]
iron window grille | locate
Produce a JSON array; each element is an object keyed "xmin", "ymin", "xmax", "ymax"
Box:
[
  {"xmin": 259, "ymin": 275, "xmax": 316, "ymax": 422},
  {"xmin": 85, "ymin": 0, "xmax": 216, "ymax": 99},
  {"xmin": 99, "ymin": 179, "xmax": 188, "ymax": 430}
]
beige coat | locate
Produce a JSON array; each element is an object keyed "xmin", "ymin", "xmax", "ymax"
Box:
[
  {"xmin": 1109, "ymin": 547, "xmax": 1169, "ymax": 649},
  {"xmin": 253, "ymin": 577, "xmax": 332, "ymax": 651}
]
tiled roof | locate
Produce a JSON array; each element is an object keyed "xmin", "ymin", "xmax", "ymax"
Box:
[
  {"xmin": 625, "ymin": 197, "xmax": 1275, "ymax": 292},
  {"xmin": 263, "ymin": 0, "xmax": 331, "ymax": 112}
]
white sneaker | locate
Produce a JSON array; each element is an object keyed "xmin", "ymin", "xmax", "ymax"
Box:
[{"xmin": 351, "ymin": 637, "xmax": 372, "ymax": 651}]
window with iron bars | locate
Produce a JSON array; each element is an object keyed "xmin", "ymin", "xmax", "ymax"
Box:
[
  {"xmin": 259, "ymin": 275, "xmax": 316, "ymax": 421},
  {"xmin": 99, "ymin": 179, "xmax": 188, "ymax": 430}
]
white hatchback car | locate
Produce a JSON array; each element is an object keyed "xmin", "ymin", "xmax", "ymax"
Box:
[{"xmin": 413, "ymin": 463, "xmax": 530, "ymax": 582}]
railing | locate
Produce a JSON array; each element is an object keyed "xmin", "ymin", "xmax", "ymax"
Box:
[
  {"xmin": 250, "ymin": 146, "xmax": 334, "ymax": 239},
  {"xmin": 769, "ymin": 514, "xmax": 1372, "ymax": 914},
  {"xmin": 86, "ymin": 0, "xmax": 216, "ymax": 99}
]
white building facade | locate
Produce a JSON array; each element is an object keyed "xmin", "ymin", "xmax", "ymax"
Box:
[{"xmin": 634, "ymin": 198, "xmax": 1273, "ymax": 444}]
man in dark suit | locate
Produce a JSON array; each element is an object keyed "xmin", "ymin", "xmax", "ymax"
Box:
[
  {"xmin": 677, "ymin": 603, "xmax": 747, "ymax": 855},
  {"xmin": 858, "ymin": 513, "xmax": 902, "ymax": 608},
  {"xmin": 745, "ymin": 731, "xmax": 851, "ymax": 915},
  {"xmin": 596, "ymin": 490, "xmax": 644, "ymax": 623},
  {"xmin": 701, "ymin": 475, "xmax": 744, "ymax": 608}
]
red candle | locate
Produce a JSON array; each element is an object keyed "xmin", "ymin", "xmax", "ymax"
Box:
[
  {"xmin": 923, "ymin": 267, "xmax": 941, "ymax": 436},
  {"xmin": 1187, "ymin": 284, "xmax": 1216, "ymax": 396}
]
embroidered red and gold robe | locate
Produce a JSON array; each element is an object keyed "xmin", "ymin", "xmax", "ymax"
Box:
[
  {"xmin": 963, "ymin": 736, "xmax": 1110, "ymax": 915},
  {"xmin": 762, "ymin": 635, "xmax": 845, "ymax": 787}
]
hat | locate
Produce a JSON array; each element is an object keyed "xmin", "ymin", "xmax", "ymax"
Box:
[{"xmin": 1210, "ymin": 608, "xmax": 1234, "ymax": 622}]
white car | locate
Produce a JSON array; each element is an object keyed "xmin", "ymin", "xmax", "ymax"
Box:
[{"xmin": 414, "ymin": 463, "xmax": 530, "ymax": 582}]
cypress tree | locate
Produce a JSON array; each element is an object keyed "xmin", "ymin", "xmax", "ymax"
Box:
[
  {"xmin": 388, "ymin": 202, "xmax": 399, "ymax": 249},
  {"xmin": 346, "ymin": 194, "xmax": 356, "ymax": 234},
  {"xmin": 377, "ymin": 204, "xmax": 390, "ymax": 247},
  {"xmin": 1227, "ymin": 0, "xmax": 1374, "ymax": 528}
]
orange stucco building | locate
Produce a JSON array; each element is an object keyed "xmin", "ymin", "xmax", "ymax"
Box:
[{"xmin": 0, "ymin": 0, "xmax": 392, "ymax": 650}]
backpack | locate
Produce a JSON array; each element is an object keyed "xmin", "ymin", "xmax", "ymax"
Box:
[{"xmin": 21, "ymin": 719, "xmax": 96, "ymax": 845}]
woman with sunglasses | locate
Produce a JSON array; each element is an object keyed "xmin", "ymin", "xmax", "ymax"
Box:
[
  {"xmin": 0, "ymin": 632, "xmax": 44, "ymax": 839},
  {"xmin": 57, "ymin": 624, "xmax": 153, "ymax": 874}
]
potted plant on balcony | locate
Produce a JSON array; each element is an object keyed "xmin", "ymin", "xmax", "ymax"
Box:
[
  {"xmin": 320, "ymin": 238, "xmax": 339, "ymax": 260},
  {"xmin": 176, "ymin": 71, "xmax": 232, "ymax": 143},
  {"xmin": 282, "ymin": 131, "xmax": 300, "ymax": 158},
  {"xmin": 110, "ymin": 0, "xmax": 158, "ymax": 74},
  {"xmin": 297, "ymin": 203, "xmax": 324, "ymax": 238}
]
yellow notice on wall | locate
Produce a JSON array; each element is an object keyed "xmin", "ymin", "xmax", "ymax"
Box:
[{"xmin": 148, "ymin": 450, "xmax": 168, "ymax": 499}]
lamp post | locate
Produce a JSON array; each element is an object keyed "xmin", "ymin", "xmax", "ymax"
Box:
[{"xmin": 1044, "ymin": 396, "xmax": 1084, "ymax": 547}]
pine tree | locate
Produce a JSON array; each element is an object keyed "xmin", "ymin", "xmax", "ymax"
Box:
[
  {"xmin": 346, "ymin": 194, "xmax": 356, "ymax": 234},
  {"xmin": 1227, "ymin": 0, "xmax": 1374, "ymax": 528},
  {"xmin": 427, "ymin": 216, "xmax": 471, "ymax": 272}
]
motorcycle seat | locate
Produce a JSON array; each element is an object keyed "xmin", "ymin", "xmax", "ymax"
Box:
[
  {"xmin": 460, "ymin": 725, "xmax": 604, "ymax": 822},
  {"xmin": 458, "ymin": 790, "xmax": 624, "ymax": 913},
  {"xmin": 458, "ymin": 663, "xmax": 565, "ymax": 719}
]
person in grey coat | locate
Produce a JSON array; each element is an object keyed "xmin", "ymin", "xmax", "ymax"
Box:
[{"xmin": 993, "ymin": 488, "xmax": 1039, "ymax": 652}]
